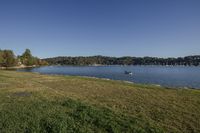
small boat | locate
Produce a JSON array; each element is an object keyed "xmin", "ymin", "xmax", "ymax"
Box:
[{"xmin": 124, "ymin": 71, "xmax": 133, "ymax": 75}]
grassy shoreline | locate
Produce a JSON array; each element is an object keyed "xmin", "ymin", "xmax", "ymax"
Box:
[{"xmin": 0, "ymin": 70, "xmax": 200, "ymax": 132}]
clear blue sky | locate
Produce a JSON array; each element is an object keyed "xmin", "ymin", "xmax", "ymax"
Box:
[{"xmin": 0, "ymin": 0, "xmax": 200, "ymax": 58}]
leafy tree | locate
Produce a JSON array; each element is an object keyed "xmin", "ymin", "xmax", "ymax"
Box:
[
  {"xmin": 20, "ymin": 49, "xmax": 35, "ymax": 66},
  {"xmin": 0, "ymin": 49, "xmax": 47, "ymax": 67},
  {"xmin": 1, "ymin": 50, "xmax": 16, "ymax": 67},
  {"xmin": 0, "ymin": 50, "xmax": 3, "ymax": 66},
  {"xmin": 19, "ymin": 49, "xmax": 48, "ymax": 66},
  {"xmin": 22, "ymin": 49, "xmax": 32, "ymax": 58}
]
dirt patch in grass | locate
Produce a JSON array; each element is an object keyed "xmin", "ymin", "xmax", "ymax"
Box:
[{"xmin": 12, "ymin": 92, "xmax": 32, "ymax": 97}]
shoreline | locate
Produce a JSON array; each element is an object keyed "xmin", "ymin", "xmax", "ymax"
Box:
[
  {"xmin": 3, "ymin": 65, "xmax": 199, "ymax": 89},
  {"xmin": 46, "ymin": 64, "xmax": 200, "ymax": 67},
  {"xmin": 0, "ymin": 65, "xmax": 39, "ymax": 70},
  {"xmin": 15, "ymin": 70, "xmax": 199, "ymax": 90},
  {"xmin": 57, "ymin": 75, "xmax": 199, "ymax": 90}
]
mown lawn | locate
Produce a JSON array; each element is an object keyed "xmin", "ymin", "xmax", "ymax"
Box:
[{"xmin": 0, "ymin": 70, "xmax": 200, "ymax": 133}]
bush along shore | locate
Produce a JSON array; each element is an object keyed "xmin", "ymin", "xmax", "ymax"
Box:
[{"xmin": 0, "ymin": 49, "xmax": 48, "ymax": 69}]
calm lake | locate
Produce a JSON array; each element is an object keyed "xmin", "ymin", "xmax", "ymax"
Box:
[{"xmin": 17, "ymin": 65, "xmax": 200, "ymax": 89}]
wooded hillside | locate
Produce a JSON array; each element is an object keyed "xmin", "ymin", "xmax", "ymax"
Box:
[{"xmin": 44, "ymin": 55, "xmax": 200, "ymax": 66}]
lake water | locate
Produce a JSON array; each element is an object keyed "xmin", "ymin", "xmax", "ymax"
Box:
[{"xmin": 17, "ymin": 65, "xmax": 200, "ymax": 89}]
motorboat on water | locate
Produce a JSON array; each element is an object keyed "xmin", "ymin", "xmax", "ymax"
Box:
[{"xmin": 124, "ymin": 71, "xmax": 133, "ymax": 75}]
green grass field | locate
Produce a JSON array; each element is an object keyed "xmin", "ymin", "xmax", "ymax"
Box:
[{"xmin": 0, "ymin": 70, "xmax": 200, "ymax": 133}]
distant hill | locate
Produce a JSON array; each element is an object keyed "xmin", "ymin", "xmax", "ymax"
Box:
[{"xmin": 43, "ymin": 55, "xmax": 200, "ymax": 66}]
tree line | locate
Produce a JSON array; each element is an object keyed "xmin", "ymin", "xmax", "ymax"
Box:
[
  {"xmin": 0, "ymin": 49, "xmax": 48, "ymax": 67},
  {"xmin": 44, "ymin": 55, "xmax": 200, "ymax": 66}
]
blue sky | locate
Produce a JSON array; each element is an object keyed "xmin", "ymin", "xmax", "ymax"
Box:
[{"xmin": 0, "ymin": 0, "xmax": 200, "ymax": 58}]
